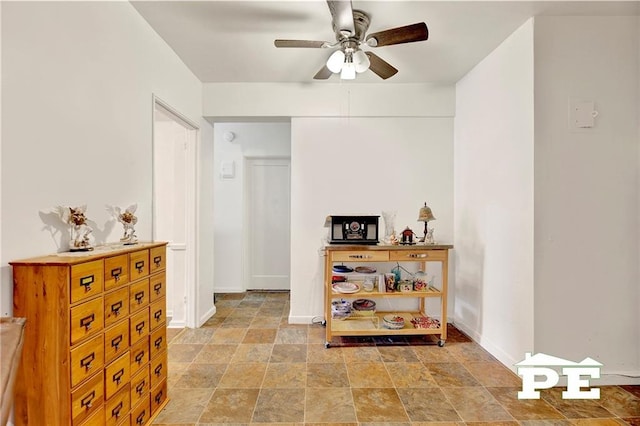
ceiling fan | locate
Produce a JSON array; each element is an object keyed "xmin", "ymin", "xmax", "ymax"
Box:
[{"xmin": 274, "ymin": 0, "xmax": 428, "ymax": 80}]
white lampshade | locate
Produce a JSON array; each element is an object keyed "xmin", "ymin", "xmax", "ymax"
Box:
[
  {"xmin": 340, "ymin": 61, "xmax": 356, "ymax": 80},
  {"xmin": 326, "ymin": 50, "xmax": 345, "ymax": 73},
  {"xmin": 353, "ymin": 49, "xmax": 370, "ymax": 73}
]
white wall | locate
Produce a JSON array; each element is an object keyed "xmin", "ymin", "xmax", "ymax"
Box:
[
  {"xmin": 289, "ymin": 117, "xmax": 454, "ymax": 323},
  {"xmin": 534, "ymin": 16, "xmax": 639, "ymax": 381},
  {"xmin": 1, "ymin": 2, "xmax": 203, "ymax": 316},
  {"xmin": 198, "ymin": 118, "xmax": 216, "ymax": 325},
  {"xmin": 212, "ymin": 122, "xmax": 291, "ymax": 293},
  {"xmin": 453, "ymin": 19, "xmax": 535, "ymax": 367}
]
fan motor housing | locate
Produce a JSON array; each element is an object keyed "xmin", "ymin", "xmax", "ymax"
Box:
[{"xmin": 333, "ymin": 9, "xmax": 371, "ymax": 41}]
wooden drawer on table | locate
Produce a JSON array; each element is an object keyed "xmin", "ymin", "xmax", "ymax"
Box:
[
  {"xmin": 150, "ymin": 325, "xmax": 167, "ymax": 359},
  {"xmin": 130, "ymin": 250, "xmax": 149, "ymax": 281},
  {"xmin": 150, "ymin": 297, "xmax": 166, "ymax": 331},
  {"xmin": 389, "ymin": 250, "xmax": 447, "ymax": 262},
  {"xmin": 105, "ymin": 352, "xmax": 130, "ymax": 400},
  {"xmin": 105, "ymin": 319, "xmax": 130, "ymax": 363},
  {"xmin": 70, "ymin": 334, "xmax": 104, "ymax": 388},
  {"xmin": 331, "ymin": 250, "xmax": 389, "ymax": 262},
  {"xmin": 130, "ymin": 336, "xmax": 149, "ymax": 375},
  {"xmin": 71, "ymin": 372, "xmax": 103, "ymax": 426},
  {"xmin": 130, "ymin": 307, "xmax": 149, "ymax": 345},
  {"xmin": 71, "ymin": 260, "xmax": 104, "ymax": 304},
  {"xmin": 150, "ymin": 350, "xmax": 167, "ymax": 389},
  {"xmin": 130, "ymin": 394, "xmax": 150, "ymax": 426},
  {"xmin": 71, "ymin": 297, "xmax": 104, "ymax": 345},
  {"xmin": 149, "ymin": 273, "xmax": 166, "ymax": 302},
  {"xmin": 105, "ymin": 384, "xmax": 130, "ymax": 426},
  {"xmin": 130, "ymin": 365, "xmax": 150, "ymax": 409},
  {"xmin": 104, "ymin": 286, "xmax": 130, "ymax": 327},
  {"xmin": 80, "ymin": 403, "xmax": 105, "ymax": 426},
  {"xmin": 104, "ymin": 254, "xmax": 129, "ymax": 291},
  {"xmin": 151, "ymin": 379, "xmax": 167, "ymax": 416},
  {"xmin": 129, "ymin": 278, "xmax": 150, "ymax": 312},
  {"xmin": 150, "ymin": 246, "xmax": 166, "ymax": 273}
]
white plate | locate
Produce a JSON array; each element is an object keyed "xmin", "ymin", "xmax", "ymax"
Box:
[{"xmin": 332, "ymin": 282, "xmax": 360, "ymax": 294}]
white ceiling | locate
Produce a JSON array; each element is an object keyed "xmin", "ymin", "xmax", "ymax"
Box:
[{"xmin": 131, "ymin": 1, "xmax": 640, "ymax": 84}]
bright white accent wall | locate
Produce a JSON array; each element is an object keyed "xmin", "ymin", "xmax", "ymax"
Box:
[
  {"xmin": 212, "ymin": 122, "xmax": 291, "ymax": 293},
  {"xmin": 1, "ymin": 2, "xmax": 203, "ymax": 316},
  {"xmin": 454, "ymin": 19, "xmax": 535, "ymax": 367},
  {"xmin": 534, "ymin": 16, "xmax": 639, "ymax": 381}
]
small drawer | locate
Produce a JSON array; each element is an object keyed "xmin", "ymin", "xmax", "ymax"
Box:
[
  {"xmin": 70, "ymin": 260, "xmax": 104, "ymax": 304},
  {"xmin": 149, "ymin": 246, "xmax": 166, "ymax": 273},
  {"xmin": 150, "ymin": 325, "xmax": 166, "ymax": 360},
  {"xmin": 71, "ymin": 372, "xmax": 103, "ymax": 426},
  {"xmin": 149, "ymin": 273, "xmax": 166, "ymax": 303},
  {"xmin": 104, "ymin": 319, "xmax": 130, "ymax": 363},
  {"xmin": 104, "ymin": 286, "xmax": 130, "ymax": 327},
  {"xmin": 129, "ymin": 308, "xmax": 149, "ymax": 346},
  {"xmin": 150, "ymin": 297, "xmax": 166, "ymax": 331},
  {"xmin": 130, "ymin": 336, "xmax": 149, "ymax": 375},
  {"xmin": 331, "ymin": 250, "xmax": 389, "ymax": 262},
  {"xmin": 388, "ymin": 249, "xmax": 447, "ymax": 262},
  {"xmin": 130, "ymin": 249, "xmax": 150, "ymax": 280},
  {"xmin": 70, "ymin": 297, "xmax": 104, "ymax": 345},
  {"xmin": 105, "ymin": 352, "xmax": 130, "ymax": 400},
  {"xmin": 150, "ymin": 351, "xmax": 167, "ymax": 390},
  {"xmin": 70, "ymin": 334, "xmax": 104, "ymax": 388},
  {"xmin": 81, "ymin": 403, "xmax": 105, "ymax": 426},
  {"xmin": 104, "ymin": 254, "xmax": 129, "ymax": 290},
  {"xmin": 130, "ymin": 394, "xmax": 150, "ymax": 426},
  {"xmin": 130, "ymin": 365, "xmax": 149, "ymax": 409},
  {"xmin": 105, "ymin": 384, "xmax": 130, "ymax": 426},
  {"xmin": 129, "ymin": 278, "xmax": 150, "ymax": 312},
  {"xmin": 150, "ymin": 379, "xmax": 167, "ymax": 416}
]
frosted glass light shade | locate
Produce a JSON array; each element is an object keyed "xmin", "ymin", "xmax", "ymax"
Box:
[
  {"xmin": 353, "ymin": 50, "xmax": 370, "ymax": 73},
  {"xmin": 341, "ymin": 62, "xmax": 356, "ymax": 79},
  {"xmin": 326, "ymin": 50, "xmax": 345, "ymax": 73}
]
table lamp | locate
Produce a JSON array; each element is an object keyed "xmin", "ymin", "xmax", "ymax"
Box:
[{"xmin": 417, "ymin": 202, "xmax": 436, "ymax": 243}]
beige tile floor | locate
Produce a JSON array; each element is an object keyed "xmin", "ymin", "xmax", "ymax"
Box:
[{"xmin": 155, "ymin": 291, "xmax": 640, "ymax": 425}]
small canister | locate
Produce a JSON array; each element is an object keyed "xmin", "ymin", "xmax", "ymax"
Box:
[{"xmin": 413, "ymin": 271, "xmax": 427, "ymax": 291}]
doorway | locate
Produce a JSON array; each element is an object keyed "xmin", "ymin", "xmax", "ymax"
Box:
[
  {"xmin": 244, "ymin": 158, "xmax": 291, "ymax": 290},
  {"xmin": 152, "ymin": 97, "xmax": 198, "ymax": 327}
]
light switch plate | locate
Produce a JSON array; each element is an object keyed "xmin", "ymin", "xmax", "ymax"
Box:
[
  {"xmin": 220, "ymin": 161, "xmax": 235, "ymax": 179},
  {"xmin": 569, "ymin": 98, "xmax": 598, "ymax": 129}
]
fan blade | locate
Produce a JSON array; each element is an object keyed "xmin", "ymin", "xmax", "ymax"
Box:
[
  {"xmin": 327, "ymin": 0, "xmax": 355, "ymax": 37},
  {"xmin": 274, "ymin": 40, "xmax": 328, "ymax": 48},
  {"xmin": 366, "ymin": 22, "xmax": 428, "ymax": 47},
  {"xmin": 314, "ymin": 65, "xmax": 333, "ymax": 80},
  {"xmin": 365, "ymin": 52, "xmax": 398, "ymax": 80}
]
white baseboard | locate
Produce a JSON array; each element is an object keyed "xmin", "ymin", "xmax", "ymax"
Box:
[
  {"xmin": 213, "ymin": 287, "xmax": 245, "ymax": 293},
  {"xmin": 288, "ymin": 315, "xmax": 316, "ymax": 325},
  {"xmin": 198, "ymin": 305, "xmax": 216, "ymax": 327}
]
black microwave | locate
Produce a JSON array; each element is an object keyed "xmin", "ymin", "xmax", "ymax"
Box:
[{"xmin": 329, "ymin": 215, "xmax": 379, "ymax": 245}]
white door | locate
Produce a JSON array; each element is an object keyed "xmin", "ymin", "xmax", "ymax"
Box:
[{"xmin": 246, "ymin": 158, "xmax": 291, "ymax": 290}]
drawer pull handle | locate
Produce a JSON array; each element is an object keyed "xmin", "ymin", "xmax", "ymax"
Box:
[
  {"xmin": 135, "ymin": 321, "xmax": 145, "ymax": 334},
  {"xmin": 111, "ymin": 335, "xmax": 123, "ymax": 350},
  {"xmin": 135, "ymin": 261, "xmax": 145, "ymax": 273},
  {"xmin": 154, "ymin": 390, "xmax": 163, "ymax": 404},
  {"xmin": 136, "ymin": 380, "xmax": 146, "ymax": 395},
  {"xmin": 154, "ymin": 256, "xmax": 162, "ymax": 266},
  {"xmin": 154, "ymin": 309, "xmax": 162, "ymax": 322},
  {"xmin": 348, "ymin": 254, "xmax": 372, "ymax": 259},
  {"xmin": 154, "ymin": 364, "xmax": 163, "ymax": 377},
  {"xmin": 135, "ymin": 351, "xmax": 145, "ymax": 364},
  {"xmin": 111, "ymin": 267, "xmax": 122, "ymax": 281},
  {"xmin": 80, "ymin": 352, "xmax": 95, "ymax": 371},
  {"xmin": 134, "ymin": 291, "xmax": 145, "ymax": 304},
  {"xmin": 408, "ymin": 253, "xmax": 428, "ymax": 258},
  {"xmin": 153, "ymin": 282, "xmax": 162, "ymax": 294},
  {"xmin": 80, "ymin": 275, "xmax": 94, "ymax": 292},
  {"xmin": 112, "ymin": 368, "xmax": 124, "ymax": 385},
  {"xmin": 154, "ymin": 336, "xmax": 163, "ymax": 349},
  {"xmin": 136, "ymin": 410, "xmax": 146, "ymax": 425},
  {"xmin": 80, "ymin": 314, "xmax": 95, "ymax": 331},
  {"xmin": 112, "ymin": 401, "xmax": 123, "ymax": 419},
  {"xmin": 110, "ymin": 300, "xmax": 123, "ymax": 316},
  {"xmin": 80, "ymin": 391, "xmax": 95, "ymax": 410}
]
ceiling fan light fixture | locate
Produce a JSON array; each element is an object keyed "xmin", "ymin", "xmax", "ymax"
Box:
[
  {"xmin": 341, "ymin": 60, "xmax": 356, "ymax": 80},
  {"xmin": 326, "ymin": 50, "xmax": 345, "ymax": 73},
  {"xmin": 353, "ymin": 49, "xmax": 370, "ymax": 73}
]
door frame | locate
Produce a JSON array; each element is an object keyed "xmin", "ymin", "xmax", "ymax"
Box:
[
  {"xmin": 152, "ymin": 95, "xmax": 199, "ymax": 328},
  {"xmin": 242, "ymin": 155, "xmax": 291, "ymax": 291}
]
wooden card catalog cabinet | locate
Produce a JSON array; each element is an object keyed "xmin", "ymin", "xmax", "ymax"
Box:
[{"xmin": 10, "ymin": 242, "xmax": 169, "ymax": 426}]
